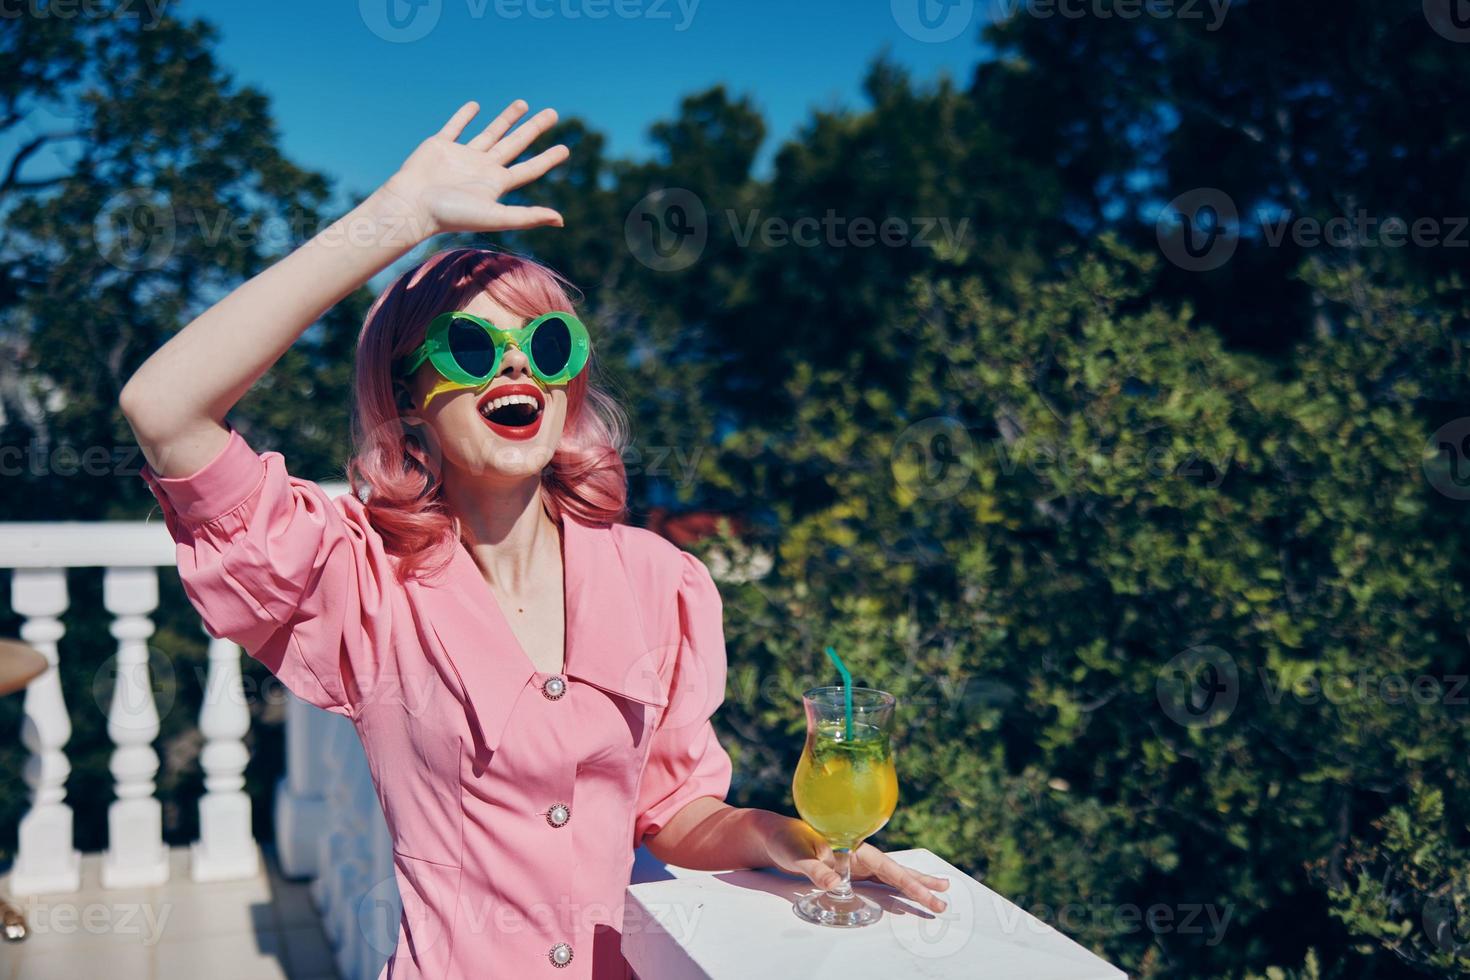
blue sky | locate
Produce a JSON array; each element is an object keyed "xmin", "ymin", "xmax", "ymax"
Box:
[{"xmin": 185, "ymin": 0, "xmax": 994, "ymax": 205}]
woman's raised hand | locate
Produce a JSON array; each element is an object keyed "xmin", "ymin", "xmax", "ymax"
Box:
[
  {"xmin": 384, "ymin": 99, "xmax": 568, "ymax": 239},
  {"xmin": 121, "ymin": 99, "xmax": 568, "ymax": 474}
]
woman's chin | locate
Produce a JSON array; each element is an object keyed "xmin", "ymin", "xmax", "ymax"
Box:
[
  {"xmin": 477, "ymin": 439, "xmax": 556, "ymax": 479},
  {"xmin": 436, "ymin": 415, "xmax": 562, "ymax": 481}
]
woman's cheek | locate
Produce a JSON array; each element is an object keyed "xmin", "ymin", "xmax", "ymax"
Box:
[{"xmin": 542, "ymin": 403, "xmax": 567, "ymax": 449}]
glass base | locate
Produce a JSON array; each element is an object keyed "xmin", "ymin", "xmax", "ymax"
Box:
[{"xmin": 792, "ymin": 887, "xmax": 884, "ymax": 927}]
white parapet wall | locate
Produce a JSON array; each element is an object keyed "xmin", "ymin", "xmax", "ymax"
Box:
[{"xmin": 0, "ymin": 481, "xmax": 397, "ymax": 978}]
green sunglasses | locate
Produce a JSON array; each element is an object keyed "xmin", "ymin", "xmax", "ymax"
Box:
[{"xmin": 398, "ymin": 310, "xmax": 591, "ymax": 387}]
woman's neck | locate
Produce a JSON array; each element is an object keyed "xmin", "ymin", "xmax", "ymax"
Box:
[{"xmin": 443, "ymin": 472, "xmax": 559, "ymax": 593}]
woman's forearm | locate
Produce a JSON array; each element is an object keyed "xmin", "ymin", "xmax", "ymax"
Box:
[
  {"xmin": 645, "ymin": 798, "xmax": 785, "ymax": 871},
  {"xmin": 119, "ymin": 184, "xmax": 423, "ymax": 477}
]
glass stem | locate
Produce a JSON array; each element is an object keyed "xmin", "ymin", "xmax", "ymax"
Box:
[{"xmin": 829, "ymin": 847, "xmax": 854, "ymax": 901}]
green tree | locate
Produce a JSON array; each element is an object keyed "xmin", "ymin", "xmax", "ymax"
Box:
[
  {"xmin": 1, "ymin": 7, "xmax": 372, "ymax": 851},
  {"xmin": 974, "ymin": 0, "xmax": 1470, "ymax": 352},
  {"xmin": 705, "ymin": 238, "xmax": 1469, "ymax": 978}
]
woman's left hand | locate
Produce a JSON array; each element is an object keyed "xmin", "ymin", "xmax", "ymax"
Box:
[
  {"xmin": 382, "ymin": 99, "xmax": 568, "ymax": 239},
  {"xmin": 760, "ymin": 814, "xmax": 951, "ymax": 914}
]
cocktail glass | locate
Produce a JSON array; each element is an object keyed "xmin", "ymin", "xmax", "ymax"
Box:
[{"xmin": 790, "ymin": 685, "xmax": 898, "ymax": 927}]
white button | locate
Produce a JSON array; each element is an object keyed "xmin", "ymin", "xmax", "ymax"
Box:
[
  {"xmin": 541, "ymin": 675, "xmax": 566, "ymax": 700},
  {"xmin": 549, "ymin": 941, "xmax": 573, "ymax": 967},
  {"xmin": 546, "ymin": 803, "xmax": 570, "ymax": 827}
]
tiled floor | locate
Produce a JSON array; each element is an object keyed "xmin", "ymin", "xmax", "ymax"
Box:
[{"xmin": 0, "ymin": 845, "xmax": 339, "ymax": 980}]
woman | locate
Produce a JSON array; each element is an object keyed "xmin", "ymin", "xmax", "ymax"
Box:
[{"xmin": 119, "ymin": 99, "xmax": 948, "ymax": 978}]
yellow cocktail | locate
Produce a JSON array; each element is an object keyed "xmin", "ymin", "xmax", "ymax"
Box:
[
  {"xmin": 793, "ymin": 720, "xmax": 898, "ymax": 850},
  {"xmin": 790, "ymin": 685, "xmax": 898, "ymax": 927}
]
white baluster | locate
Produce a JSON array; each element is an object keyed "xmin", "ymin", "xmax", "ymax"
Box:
[
  {"xmin": 339, "ymin": 743, "xmax": 383, "ymax": 980},
  {"xmin": 274, "ymin": 690, "xmax": 332, "ymax": 878},
  {"xmin": 361, "ymin": 808, "xmax": 397, "ymax": 980},
  {"xmin": 100, "ymin": 566, "xmax": 169, "ymax": 888},
  {"xmin": 8, "ymin": 568, "xmax": 80, "ymax": 895},
  {"xmin": 190, "ymin": 630, "xmax": 259, "ymax": 881},
  {"xmin": 312, "ymin": 710, "xmax": 360, "ymax": 930}
]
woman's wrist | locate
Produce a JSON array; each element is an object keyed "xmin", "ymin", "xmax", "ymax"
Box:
[
  {"xmin": 711, "ymin": 806, "xmax": 789, "ymax": 871},
  {"xmin": 372, "ymin": 174, "xmax": 440, "ymax": 243},
  {"xmin": 379, "ymin": 180, "xmax": 436, "ymax": 244},
  {"xmin": 746, "ymin": 808, "xmax": 796, "ymax": 866},
  {"xmin": 303, "ymin": 179, "xmax": 438, "ymax": 261}
]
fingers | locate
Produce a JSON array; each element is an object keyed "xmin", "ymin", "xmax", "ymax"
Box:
[
  {"xmin": 436, "ymin": 101, "xmax": 481, "ymax": 141},
  {"xmin": 488, "ymin": 205, "xmax": 565, "ymax": 230},
  {"xmin": 795, "ymin": 857, "xmax": 843, "ymax": 893},
  {"xmin": 488, "ymin": 107, "xmax": 559, "ymax": 165},
  {"xmin": 467, "ymin": 99, "xmax": 530, "ymax": 151},
  {"xmin": 856, "ymin": 844, "xmax": 949, "ymax": 914},
  {"xmin": 504, "ymin": 144, "xmax": 570, "ymax": 190}
]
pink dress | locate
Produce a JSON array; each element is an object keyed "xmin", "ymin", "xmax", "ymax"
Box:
[{"xmin": 139, "ymin": 422, "xmax": 735, "ymax": 978}]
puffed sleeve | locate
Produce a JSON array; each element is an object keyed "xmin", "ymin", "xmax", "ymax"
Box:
[
  {"xmin": 633, "ymin": 550, "xmax": 735, "ymax": 849},
  {"xmin": 138, "ymin": 421, "xmax": 384, "ymax": 718}
]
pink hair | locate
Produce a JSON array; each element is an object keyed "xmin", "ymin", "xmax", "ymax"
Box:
[{"xmin": 347, "ymin": 246, "xmax": 628, "ymax": 583}]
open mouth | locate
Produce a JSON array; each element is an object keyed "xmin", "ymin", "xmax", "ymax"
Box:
[{"xmin": 476, "ymin": 383, "xmax": 546, "ymax": 440}]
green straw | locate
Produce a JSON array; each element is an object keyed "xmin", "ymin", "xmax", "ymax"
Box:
[{"xmin": 824, "ymin": 645, "xmax": 854, "ymax": 740}]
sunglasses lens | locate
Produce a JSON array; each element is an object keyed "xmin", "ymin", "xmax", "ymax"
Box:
[
  {"xmin": 530, "ymin": 315, "xmax": 574, "ymax": 378},
  {"xmin": 447, "ymin": 317, "xmax": 496, "ymax": 378}
]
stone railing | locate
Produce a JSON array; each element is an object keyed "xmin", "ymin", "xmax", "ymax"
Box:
[{"xmin": 0, "ymin": 482, "xmax": 398, "ymax": 979}]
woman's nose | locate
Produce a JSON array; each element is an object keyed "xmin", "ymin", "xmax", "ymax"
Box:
[{"xmin": 499, "ymin": 343, "xmax": 531, "ymax": 378}]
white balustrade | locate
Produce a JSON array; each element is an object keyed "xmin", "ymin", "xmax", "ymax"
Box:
[
  {"xmin": 0, "ymin": 483, "xmax": 403, "ymax": 976},
  {"xmin": 0, "ymin": 508, "xmax": 337, "ymax": 897},
  {"xmin": 192, "ymin": 629, "xmax": 260, "ymax": 882},
  {"xmin": 273, "ymin": 685, "xmax": 332, "ymax": 878},
  {"xmin": 362, "ymin": 811, "xmax": 396, "ymax": 980},
  {"xmin": 101, "ymin": 564, "xmax": 169, "ymax": 888},
  {"xmin": 313, "ymin": 710, "xmax": 368, "ymax": 949},
  {"xmin": 7, "ymin": 567, "xmax": 80, "ymax": 895},
  {"xmin": 341, "ymin": 738, "xmax": 393, "ymax": 980}
]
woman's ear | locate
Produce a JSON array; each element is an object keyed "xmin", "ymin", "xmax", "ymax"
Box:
[{"xmin": 393, "ymin": 377, "xmax": 417, "ymax": 414}]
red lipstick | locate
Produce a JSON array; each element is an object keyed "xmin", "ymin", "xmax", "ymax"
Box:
[{"xmin": 475, "ymin": 383, "xmax": 546, "ymax": 441}]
